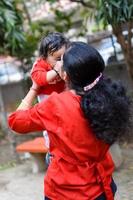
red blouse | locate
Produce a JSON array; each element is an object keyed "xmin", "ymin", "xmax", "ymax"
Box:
[
  {"xmin": 31, "ymin": 58, "xmax": 65, "ymax": 95},
  {"xmin": 8, "ymin": 91, "xmax": 115, "ymax": 200}
]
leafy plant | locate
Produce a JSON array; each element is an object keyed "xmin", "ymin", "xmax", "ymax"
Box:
[
  {"xmin": 96, "ymin": 0, "xmax": 133, "ymax": 80},
  {"xmin": 52, "ymin": 0, "xmax": 133, "ymax": 80},
  {"xmin": 0, "ymin": 0, "xmax": 25, "ymax": 55}
]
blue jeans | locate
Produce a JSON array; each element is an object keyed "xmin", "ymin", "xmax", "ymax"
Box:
[
  {"xmin": 45, "ymin": 197, "xmax": 50, "ymax": 200},
  {"xmin": 95, "ymin": 178, "xmax": 117, "ymax": 200},
  {"xmin": 45, "ymin": 179, "xmax": 117, "ymax": 200},
  {"xmin": 45, "ymin": 152, "xmax": 53, "ymax": 168}
]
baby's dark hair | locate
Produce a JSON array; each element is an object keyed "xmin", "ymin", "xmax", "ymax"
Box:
[
  {"xmin": 63, "ymin": 42, "xmax": 131, "ymax": 145},
  {"xmin": 39, "ymin": 32, "xmax": 69, "ymax": 58}
]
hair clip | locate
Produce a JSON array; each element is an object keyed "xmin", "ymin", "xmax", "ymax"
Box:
[{"xmin": 84, "ymin": 73, "xmax": 102, "ymax": 91}]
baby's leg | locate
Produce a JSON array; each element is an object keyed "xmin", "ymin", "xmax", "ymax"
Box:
[
  {"xmin": 43, "ymin": 130, "xmax": 49, "ymax": 149},
  {"xmin": 37, "ymin": 95, "xmax": 51, "ymax": 167},
  {"xmin": 37, "ymin": 94, "xmax": 48, "ymax": 102},
  {"xmin": 37, "ymin": 95, "xmax": 50, "ymax": 149}
]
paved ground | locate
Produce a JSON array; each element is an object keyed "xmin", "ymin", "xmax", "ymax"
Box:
[
  {"xmin": 113, "ymin": 143, "xmax": 133, "ymax": 200},
  {"xmin": 0, "ymin": 143, "xmax": 132, "ymax": 200}
]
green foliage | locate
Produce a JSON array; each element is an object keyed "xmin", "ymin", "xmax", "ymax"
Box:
[
  {"xmin": 97, "ymin": 0, "xmax": 133, "ymax": 26},
  {"xmin": 0, "ymin": 0, "xmax": 46, "ymax": 64},
  {"xmin": 17, "ymin": 20, "xmax": 48, "ymax": 67},
  {"xmin": 43, "ymin": 1, "xmax": 95, "ymax": 36},
  {"xmin": 0, "ymin": 0, "xmax": 26, "ymax": 56},
  {"xmin": 51, "ymin": 9, "xmax": 75, "ymax": 32},
  {"xmin": 47, "ymin": 0, "xmax": 57, "ymax": 3},
  {"xmin": 2, "ymin": 0, "xmax": 132, "ymax": 71}
]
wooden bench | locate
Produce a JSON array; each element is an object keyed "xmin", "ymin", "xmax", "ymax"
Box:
[{"xmin": 16, "ymin": 137, "xmax": 48, "ymax": 173}]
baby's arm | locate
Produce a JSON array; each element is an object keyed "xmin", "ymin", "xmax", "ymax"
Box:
[
  {"xmin": 31, "ymin": 59, "xmax": 61, "ymax": 86},
  {"xmin": 46, "ymin": 61, "xmax": 62, "ymax": 83}
]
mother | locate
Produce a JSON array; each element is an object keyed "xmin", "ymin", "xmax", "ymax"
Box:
[{"xmin": 8, "ymin": 42, "xmax": 130, "ymax": 200}]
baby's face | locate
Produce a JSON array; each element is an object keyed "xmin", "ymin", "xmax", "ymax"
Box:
[{"xmin": 46, "ymin": 45, "xmax": 66, "ymax": 68}]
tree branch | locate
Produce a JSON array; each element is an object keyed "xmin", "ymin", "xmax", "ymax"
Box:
[
  {"xmin": 22, "ymin": 0, "xmax": 32, "ymax": 26},
  {"xmin": 127, "ymin": 21, "xmax": 132, "ymax": 55},
  {"xmin": 112, "ymin": 24, "xmax": 127, "ymax": 54},
  {"xmin": 69, "ymin": 0, "xmax": 96, "ymax": 9}
]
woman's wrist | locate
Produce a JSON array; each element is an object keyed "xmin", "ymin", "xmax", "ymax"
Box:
[
  {"xmin": 17, "ymin": 87, "xmax": 38, "ymax": 110},
  {"xmin": 30, "ymin": 86, "xmax": 38, "ymax": 93}
]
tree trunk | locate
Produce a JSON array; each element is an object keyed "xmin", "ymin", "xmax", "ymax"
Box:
[
  {"xmin": 0, "ymin": 86, "xmax": 20, "ymax": 162},
  {"xmin": 22, "ymin": 0, "xmax": 32, "ymax": 26},
  {"xmin": 112, "ymin": 23, "xmax": 133, "ymax": 83},
  {"xmin": 125, "ymin": 57, "xmax": 133, "ymax": 80}
]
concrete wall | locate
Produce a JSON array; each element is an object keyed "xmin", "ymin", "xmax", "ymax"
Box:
[
  {"xmin": 0, "ymin": 79, "xmax": 30, "ymax": 108},
  {"xmin": 105, "ymin": 62, "xmax": 133, "ymax": 92}
]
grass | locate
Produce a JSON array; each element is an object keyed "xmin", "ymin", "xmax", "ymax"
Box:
[{"xmin": 0, "ymin": 160, "xmax": 17, "ymax": 171}]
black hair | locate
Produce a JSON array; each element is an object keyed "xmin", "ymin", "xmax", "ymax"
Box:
[
  {"xmin": 39, "ymin": 32, "xmax": 69, "ymax": 58},
  {"xmin": 63, "ymin": 42, "xmax": 131, "ymax": 145},
  {"xmin": 63, "ymin": 42, "xmax": 105, "ymax": 93}
]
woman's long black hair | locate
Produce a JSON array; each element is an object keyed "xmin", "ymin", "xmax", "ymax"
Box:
[{"xmin": 63, "ymin": 42, "xmax": 131, "ymax": 145}]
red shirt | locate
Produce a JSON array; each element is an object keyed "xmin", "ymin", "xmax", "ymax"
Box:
[
  {"xmin": 8, "ymin": 91, "xmax": 115, "ymax": 200},
  {"xmin": 31, "ymin": 58, "xmax": 65, "ymax": 95}
]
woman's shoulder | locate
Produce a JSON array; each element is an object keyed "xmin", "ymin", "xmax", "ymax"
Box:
[
  {"xmin": 46, "ymin": 91, "xmax": 81, "ymax": 109},
  {"xmin": 50, "ymin": 90, "xmax": 78, "ymax": 99},
  {"xmin": 48, "ymin": 91, "xmax": 71, "ymax": 101}
]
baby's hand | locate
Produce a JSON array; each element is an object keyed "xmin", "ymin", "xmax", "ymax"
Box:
[{"xmin": 54, "ymin": 60, "xmax": 63, "ymax": 77}]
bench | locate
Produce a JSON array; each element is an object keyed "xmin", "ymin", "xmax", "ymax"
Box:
[
  {"xmin": 16, "ymin": 137, "xmax": 49, "ymax": 173},
  {"xmin": 16, "ymin": 138, "xmax": 122, "ymax": 173}
]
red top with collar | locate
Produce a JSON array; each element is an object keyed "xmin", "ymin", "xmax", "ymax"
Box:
[
  {"xmin": 8, "ymin": 91, "xmax": 115, "ymax": 200},
  {"xmin": 31, "ymin": 58, "xmax": 65, "ymax": 95}
]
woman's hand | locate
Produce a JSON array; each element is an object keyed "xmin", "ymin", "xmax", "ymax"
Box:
[{"xmin": 17, "ymin": 80, "xmax": 39, "ymax": 110}]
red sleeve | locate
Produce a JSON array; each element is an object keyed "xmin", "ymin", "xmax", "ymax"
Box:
[
  {"xmin": 31, "ymin": 59, "xmax": 48, "ymax": 86},
  {"xmin": 8, "ymin": 93, "xmax": 59, "ymax": 134}
]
